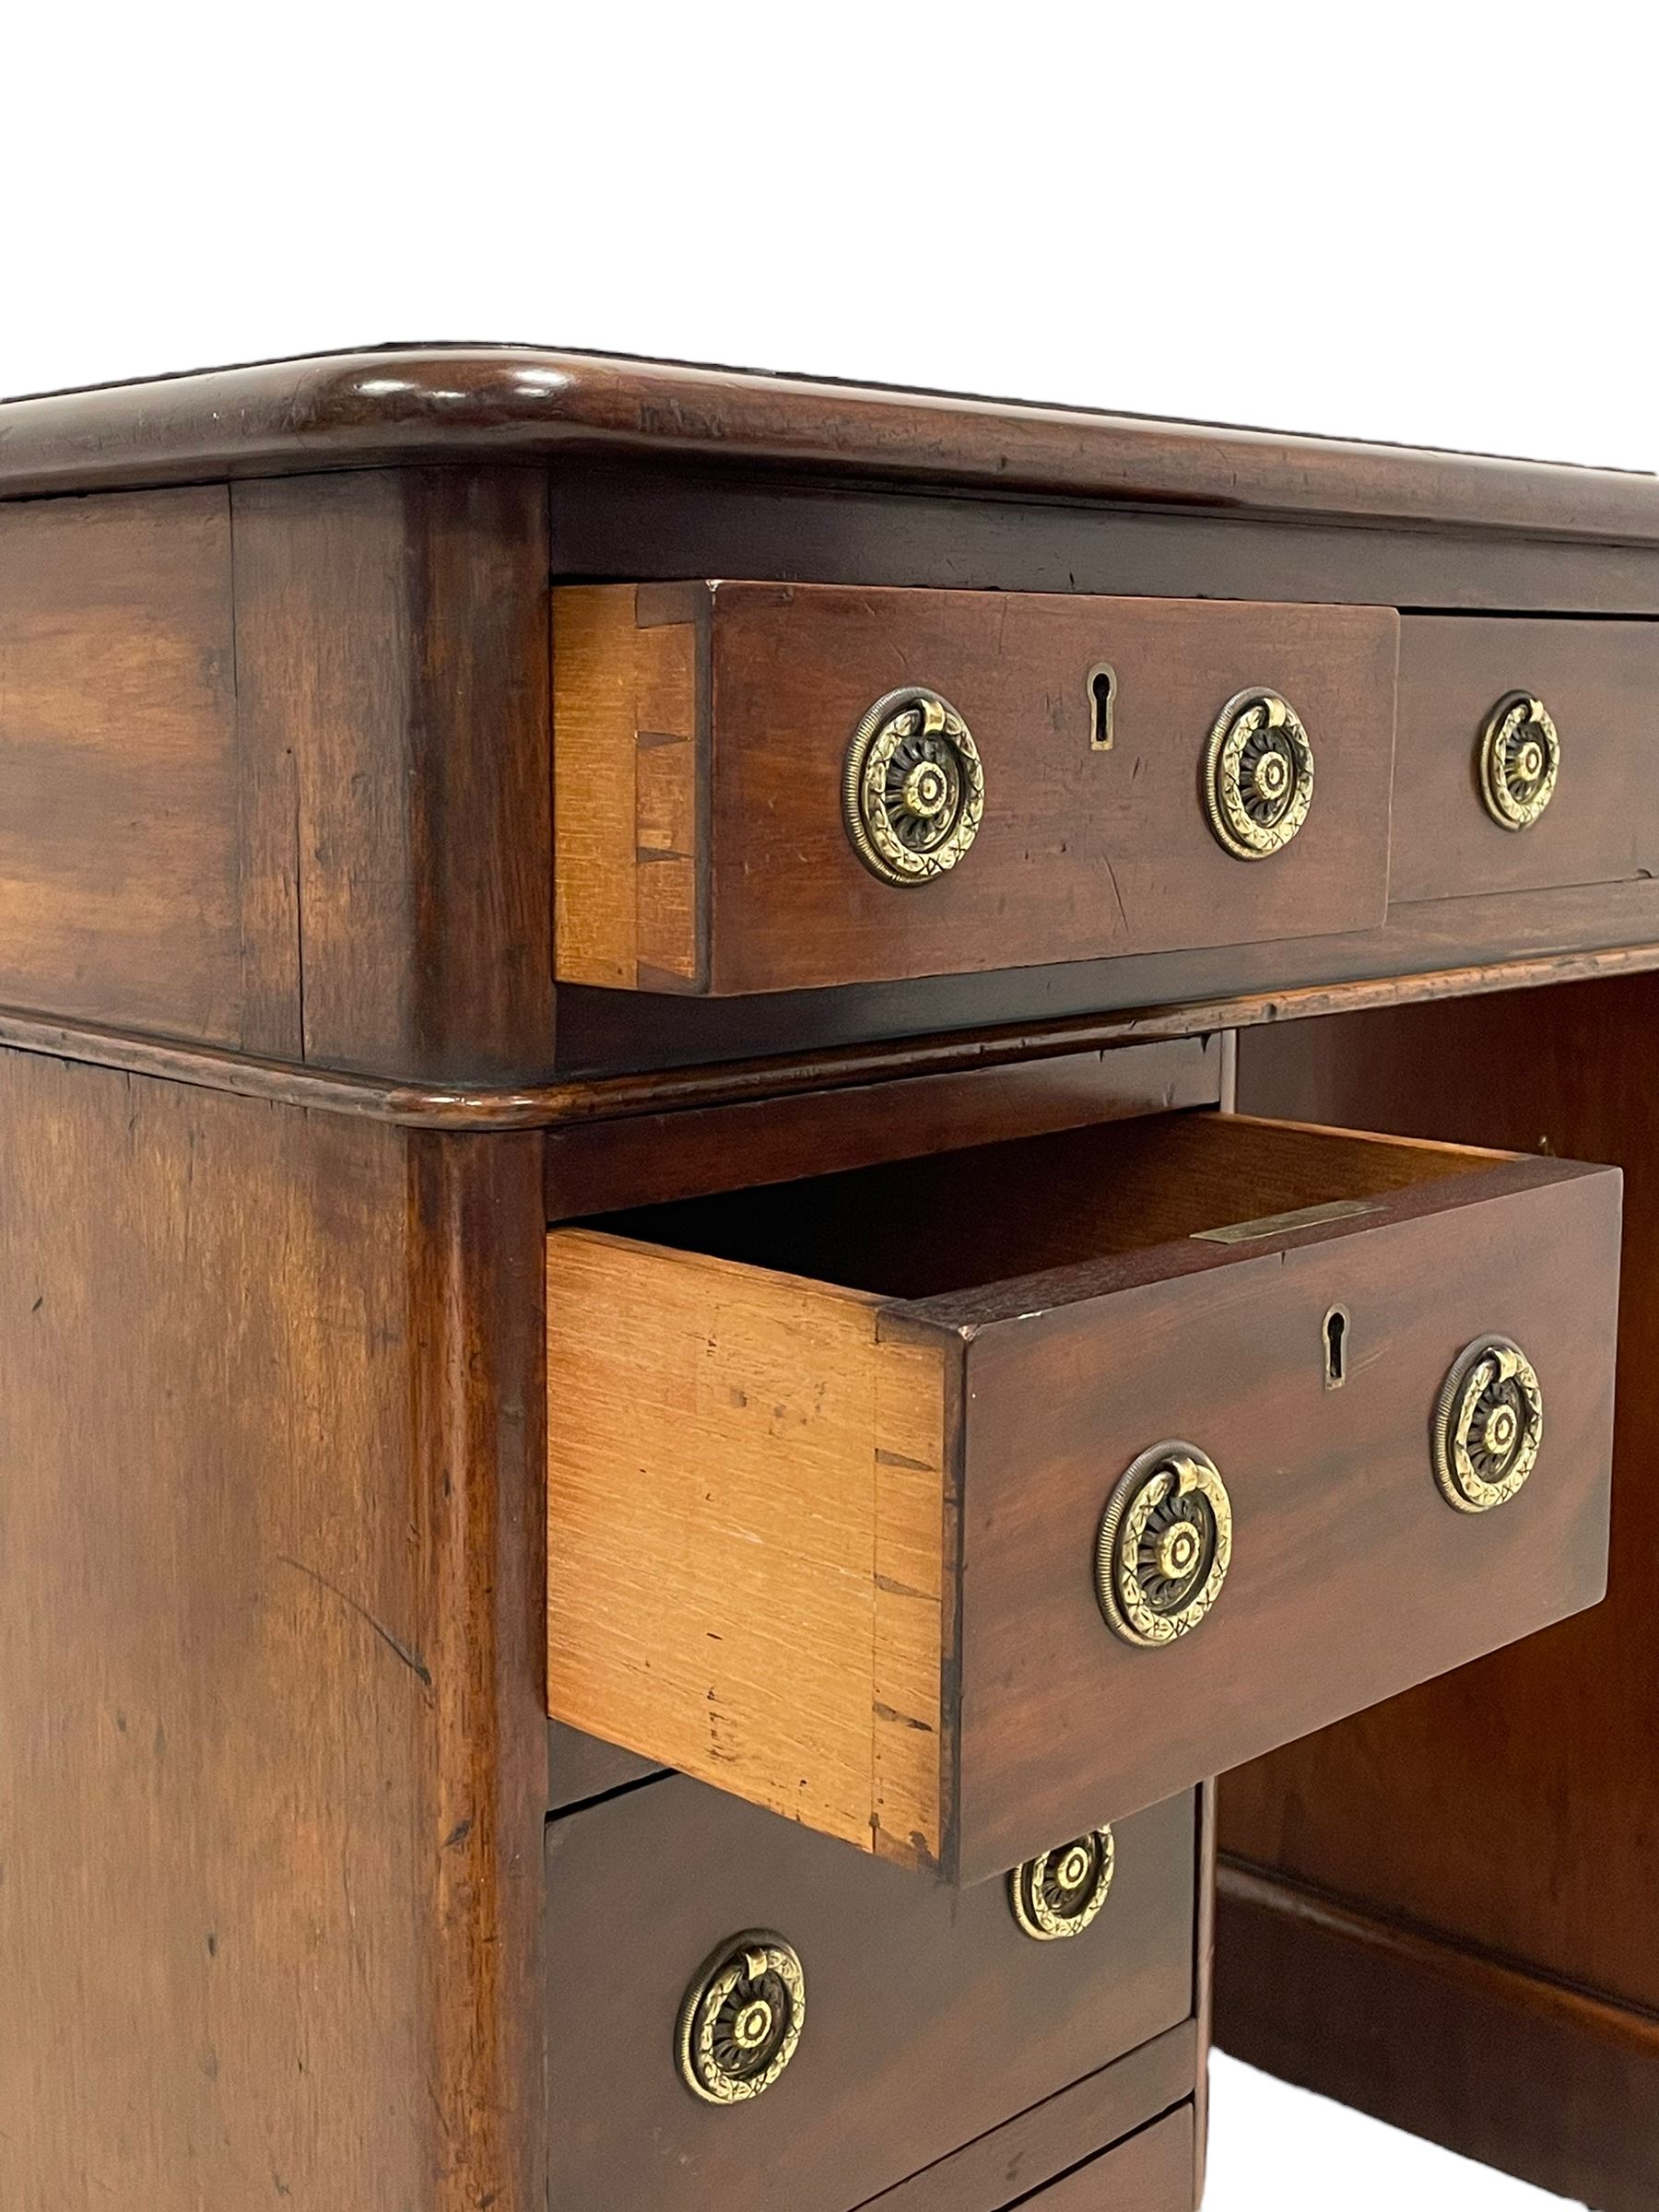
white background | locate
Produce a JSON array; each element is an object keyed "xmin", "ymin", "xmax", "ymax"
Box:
[{"xmin": 6, "ymin": 4, "xmax": 1641, "ymax": 2202}]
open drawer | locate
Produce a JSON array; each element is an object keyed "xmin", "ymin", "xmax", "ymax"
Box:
[{"xmin": 547, "ymin": 1112, "xmax": 1619, "ymax": 1882}]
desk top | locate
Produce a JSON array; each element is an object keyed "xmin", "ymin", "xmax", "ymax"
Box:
[{"xmin": 3, "ymin": 344, "xmax": 1657, "ymax": 542}]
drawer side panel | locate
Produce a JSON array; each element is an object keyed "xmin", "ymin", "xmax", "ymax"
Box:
[
  {"xmin": 546, "ymin": 1229, "xmax": 953, "ymax": 1864},
  {"xmin": 553, "ymin": 582, "xmax": 706, "ymax": 989}
]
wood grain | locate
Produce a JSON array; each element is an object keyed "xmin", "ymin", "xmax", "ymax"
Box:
[
  {"xmin": 850, "ymin": 2024, "xmax": 1196, "ymax": 2212},
  {"xmin": 554, "ymin": 454, "xmax": 1659, "ymax": 618},
  {"xmin": 553, "ymin": 582, "xmax": 1399, "ymax": 994},
  {"xmin": 0, "ymin": 468, "xmax": 554, "ymax": 1083},
  {"xmin": 232, "ymin": 466, "xmax": 554, "ymax": 1082},
  {"xmin": 542, "ymin": 1034, "xmax": 1223, "ymax": 1216},
  {"xmin": 7, "ymin": 349, "xmax": 1659, "ymax": 553},
  {"xmin": 546, "ymin": 1229, "xmax": 953, "ymax": 1866},
  {"xmin": 0, "ymin": 1048, "xmax": 548, "ymax": 2211},
  {"xmin": 1193, "ymin": 1776, "xmax": 1217, "ymax": 2210},
  {"xmin": 1393, "ymin": 617, "xmax": 1659, "ymax": 901},
  {"xmin": 546, "ymin": 1721, "xmax": 665, "ymax": 1811},
  {"xmin": 558, "ymin": 871, "xmax": 1659, "ymax": 1079},
  {"xmin": 1008, "ymin": 2109, "xmax": 1194, "ymax": 2211},
  {"xmin": 12, "ymin": 463, "xmax": 1659, "ymax": 1092},
  {"xmin": 1215, "ymin": 976, "xmax": 1659, "ymax": 2180},
  {"xmin": 3, "ymin": 925, "xmax": 1659, "ymax": 1131},
  {"xmin": 544, "ymin": 1772, "xmax": 1195, "ymax": 2212},
  {"xmin": 552, "ymin": 582, "xmax": 703, "ymax": 987},
  {"xmin": 948, "ymin": 1145, "xmax": 1618, "ymax": 1876},
  {"xmin": 547, "ymin": 1112, "xmax": 1618, "ymax": 1880},
  {"xmin": 0, "ymin": 487, "xmax": 256, "ymax": 1047},
  {"xmin": 1218, "ymin": 1863, "xmax": 1659, "ymax": 2212}
]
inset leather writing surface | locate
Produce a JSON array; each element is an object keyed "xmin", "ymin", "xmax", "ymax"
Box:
[
  {"xmin": 545, "ymin": 1773, "xmax": 1194, "ymax": 2212},
  {"xmin": 553, "ymin": 582, "xmax": 1399, "ymax": 994}
]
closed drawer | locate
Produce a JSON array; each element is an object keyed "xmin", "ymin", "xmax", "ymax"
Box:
[
  {"xmin": 1392, "ymin": 616, "xmax": 1659, "ymax": 900},
  {"xmin": 553, "ymin": 582, "xmax": 1398, "ymax": 994},
  {"xmin": 547, "ymin": 1112, "xmax": 1619, "ymax": 1881},
  {"xmin": 545, "ymin": 1772, "xmax": 1195, "ymax": 2212},
  {"xmin": 1006, "ymin": 2109, "xmax": 1194, "ymax": 2211}
]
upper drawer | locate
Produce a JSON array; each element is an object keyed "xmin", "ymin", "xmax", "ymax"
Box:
[
  {"xmin": 547, "ymin": 1112, "xmax": 1618, "ymax": 1883},
  {"xmin": 1392, "ymin": 616, "xmax": 1659, "ymax": 900},
  {"xmin": 553, "ymin": 583, "xmax": 1399, "ymax": 994}
]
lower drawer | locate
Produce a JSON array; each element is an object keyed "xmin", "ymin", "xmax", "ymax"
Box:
[
  {"xmin": 544, "ymin": 1773, "xmax": 1196, "ymax": 2212},
  {"xmin": 1013, "ymin": 2108, "xmax": 1194, "ymax": 2209}
]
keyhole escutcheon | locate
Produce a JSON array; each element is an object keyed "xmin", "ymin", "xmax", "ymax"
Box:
[
  {"xmin": 1324, "ymin": 1305, "xmax": 1350, "ymax": 1390},
  {"xmin": 1088, "ymin": 664, "xmax": 1118, "ymax": 751}
]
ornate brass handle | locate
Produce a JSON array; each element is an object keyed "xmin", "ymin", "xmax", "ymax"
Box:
[
  {"xmin": 1010, "ymin": 1828, "xmax": 1116, "ymax": 1940},
  {"xmin": 842, "ymin": 687, "xmax": 984, "ymax": 885},
  {"xmin": 676, "ymin": 1931, "xmax": 806, "ymax": 2105},
  {"xmin": 1096, "ymin": 1442, "xmax": 1233, "ymax": 1647},
  {"xmin": 1479, "ymin": 693, "xmax": 1559, "ymax": 830},
  {"xmin": 1432, "ymin": 1337, "xmax": 1544, "ymax": 1512},
  {"xmin": 1203, "ymin": 688, "xmax": 1314, "ymax": 859}
]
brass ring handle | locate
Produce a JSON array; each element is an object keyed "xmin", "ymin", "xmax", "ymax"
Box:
[
  {"xmin": 1010, "ymin": 1827, "xmax": 1116, "ymax": 1940},
  {"xmin": 1479, "ymin": 693, "xmax": 1559, "ymax": 830},
  {"xmin": 1096, "ymin": 1442, "xmax": 1233, "ymax": 1647},
  {"xmin": 1202, "ymin": 688, "xmax": 1314, "ymax": 859},
  {"xmin": 1432, "ymin": 1337, "xmax": 1544, "ymax": 1513},
  {"xmin": 676, "ymin": 1931, "xmax": 806, "ymax": 2105},
  {"xmin": 842, "ymin": 687, "xmax": 985, "ymax": 886}
]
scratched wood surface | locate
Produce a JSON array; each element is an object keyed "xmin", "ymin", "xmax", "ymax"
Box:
[
  {"xmin": 0, "ymin": 488, "xmax": 248, "ymax": 1045},
  {"xmin": 0, "ymin": 1048, "xmax": 548, "ymax": 2211}
]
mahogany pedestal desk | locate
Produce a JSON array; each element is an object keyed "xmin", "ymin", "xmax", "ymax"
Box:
[{"xmin": 0, "ymin": 348, "xmax": 1648, "ymax": 2210}]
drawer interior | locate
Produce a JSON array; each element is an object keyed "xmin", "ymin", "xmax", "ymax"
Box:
[{"xmin": 582, "ymin": 1109, "xmax": 1501, "ymax": 1299}]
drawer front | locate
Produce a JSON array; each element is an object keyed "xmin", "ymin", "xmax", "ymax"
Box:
[
  {"xmin": 949, "ymin": 1147, "xmax": 1617, "ymax": 1876},
  {"xmin": 545, "ymin": 1774, "xmax": 1195, "ymax": 2212},
  {"xmin": 1009, "ymin": 2109, "xmax": 1194, "ymax": 2210},
  {"xmin": 1392, "ymin": 616, "xmax": 1659, "ymax": 901},
  {"xmin": 553, "ymin": 582, "xmax": 1398, "ymax": 994},
  {"xmin": 547, "ymin": 1114, "xmax": 1618, "ymax": 1881},
  {"xmin": 851, "ymin": 2025, "xmax": 1196, "ymax": 2212}
]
